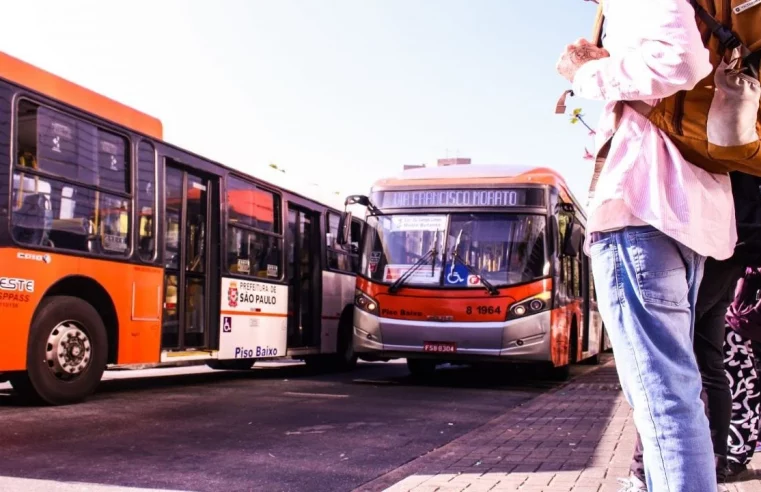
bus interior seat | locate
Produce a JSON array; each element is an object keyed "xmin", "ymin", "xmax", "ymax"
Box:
[
  {"xmin": 139, "ymin": 236, "xmax": 154, "ymax": 256},
  {"xmin": 12, "ymin": 193, "xmax": 53, "ymax": 246}
]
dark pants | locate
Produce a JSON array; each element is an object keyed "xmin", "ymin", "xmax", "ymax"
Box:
[{"xmin": 630, "ymin": 257, "xmax": 744, "ymax": 482}]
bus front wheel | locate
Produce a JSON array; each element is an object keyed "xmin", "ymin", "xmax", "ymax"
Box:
[
  {"xmin": 334, "ymin": 308, "xmax": 358, "ymax": 371},
  {"xmin": 11, "ymin": 296, "xmax": 108, "ymax": 405}
]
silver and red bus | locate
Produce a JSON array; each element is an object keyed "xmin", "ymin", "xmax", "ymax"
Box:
[{"xmin": 337, "ymin": 164, "xmax": 610, "ymax": 378}]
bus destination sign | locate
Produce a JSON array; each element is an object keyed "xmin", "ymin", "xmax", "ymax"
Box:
[{"xmin": 373, "ymin": 188, "xmax": 544, "ymax": 209}]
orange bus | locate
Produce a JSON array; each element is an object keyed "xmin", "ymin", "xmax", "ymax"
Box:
[
  {"xmin": 0, "ymin": 51, "xmax": 364, "ymax": 405},
  {"xmin": 336, "ymin": 164, "xmax": 610, "ymax": 378}
]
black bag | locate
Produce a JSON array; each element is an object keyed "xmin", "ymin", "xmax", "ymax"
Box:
[{"xmin": 729, "ymin": 171, "xmax": 761, "ymax": 266}]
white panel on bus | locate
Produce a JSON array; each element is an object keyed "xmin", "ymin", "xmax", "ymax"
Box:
[{"xmin": 218, "ymin": 277, "xmax": 288, "ymax": 360}]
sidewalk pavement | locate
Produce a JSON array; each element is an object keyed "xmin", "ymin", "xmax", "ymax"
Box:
[{"xmin": 355, "ymin": 359, "xmax": 761, "ymax": 492}]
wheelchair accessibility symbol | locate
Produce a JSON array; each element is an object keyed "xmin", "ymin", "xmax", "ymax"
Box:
[
  {"xmin": 445, "ymin": 263, "xmax": 468, "ymax": 286},
  {"xmin": 222, "ymin": 316, "xmax": 232, "ymax": 333},
  {"xmin": 447, "ymin": 270, "xmax": 464, "ymax": 284}
]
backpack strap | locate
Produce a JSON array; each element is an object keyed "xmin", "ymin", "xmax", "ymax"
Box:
[
  {"xmin": 592, "ymin": 2, "xmax": 605, "ymax": 48},
  {"xmin": 690, "ymin": 0, "xmax": 743, "ymax": 52},
  {"xmin": 689, "ymin": 0, "xmax": 758, "ymax": 77}
]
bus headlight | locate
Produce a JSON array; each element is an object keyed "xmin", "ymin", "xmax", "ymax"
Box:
[
  {"xmin": 355, "ymin": 289, "xmax": 379, "ymax": 315},
  {"xmin": 507, "ymin": 292, "xmax": 551, "ymax": 320}
]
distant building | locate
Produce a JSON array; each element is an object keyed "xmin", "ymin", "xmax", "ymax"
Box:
[
  {"xmin": 437, "ymin": 157, "xmax": 471, "ymax": 167},
  {"xmin": 403, "ymin": 164, "xmax": 426, "ymax": 171}
]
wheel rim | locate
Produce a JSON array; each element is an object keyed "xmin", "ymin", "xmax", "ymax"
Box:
[{"xmin": 45, "ymin": 321, "xmax": 92, "ymax": 380}]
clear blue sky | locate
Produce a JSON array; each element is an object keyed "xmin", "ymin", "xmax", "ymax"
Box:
[{"xmin": 0, "ymin": 0, "xmax": 603, "ymax": 206}]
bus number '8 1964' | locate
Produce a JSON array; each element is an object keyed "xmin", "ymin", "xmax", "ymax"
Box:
[{"xmin": 465, "ymin": 306, "xmax": 501, "ymax": 315}]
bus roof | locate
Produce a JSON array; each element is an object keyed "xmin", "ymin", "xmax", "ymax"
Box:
[
  {"xmin": 0, "ymin": 51, "xmax": 163, "ymax": 140},
  {"xmin": 0, "ymin": 51, "xmax": 357, "ymax": 216},
  {"xmin": 372, "ymin": 164, "xmax": 583, "ymax": 207}
]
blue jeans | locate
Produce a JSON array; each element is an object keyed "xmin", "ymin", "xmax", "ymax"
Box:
[{"xmin": 589, "ymin": 226, "xmax": 716, "ymax": 492}]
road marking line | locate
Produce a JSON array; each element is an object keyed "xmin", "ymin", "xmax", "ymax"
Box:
[
  {"xmin": 352, "ymin": 379, "xmax": 398, "ymax": 384},
  {"xmin": 283, "ymin": 391, "xmax": 349, "ymax": 398}
]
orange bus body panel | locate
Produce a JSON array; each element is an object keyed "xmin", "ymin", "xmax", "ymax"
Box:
[
  {"xmin": 0, "ymin": 249, "xmax": 164, "ymax": 372},
  {"xmin": 549, "ymin": 301, "xmax": 584, "ymax": 366},
  {"xmin": 0, "ymin": 51, "xmax": 163, "ymax": 140},
  {"xmin": 356, "ymin": 277, "xmax": 551, "ymax": 323}
]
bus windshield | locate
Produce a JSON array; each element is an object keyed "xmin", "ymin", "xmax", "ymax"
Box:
[{"xmin": 361, "ymin": 213, "xmax": 547, "ymax": 288}]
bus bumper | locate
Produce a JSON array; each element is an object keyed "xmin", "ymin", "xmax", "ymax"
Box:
[{"xmin": 353, "ymin": 309, "xmax": 552, "ymax": 362}]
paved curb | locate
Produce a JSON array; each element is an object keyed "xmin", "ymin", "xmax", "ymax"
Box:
[
  {"xmin": 352, "ymin": 360, "xmax": 620, "ymax": 492},
  {"xmin": 0, "ymin": 476, "xmax": 189, "ymax": 492}
]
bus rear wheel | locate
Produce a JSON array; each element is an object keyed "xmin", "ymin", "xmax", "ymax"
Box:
[{"xmin": 11, "ymin": 296, "xmax": 108, "ymax": 405}]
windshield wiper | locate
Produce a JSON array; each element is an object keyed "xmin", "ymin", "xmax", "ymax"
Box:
[
  {"xmin": 449, "ymin": 229, "xmax": 500, "ymax": 296},
  {"xmin": 388, "ymin": 230, "xmax": 440, "ymax": 294}
]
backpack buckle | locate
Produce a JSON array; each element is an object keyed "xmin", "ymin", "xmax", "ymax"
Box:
[{"xmin": 744, "ymin": 51, "xmax": 760, "ymax": 80}]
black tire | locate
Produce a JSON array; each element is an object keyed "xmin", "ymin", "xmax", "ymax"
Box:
[
  {"xmin": 584, "ymin": 332, "xmax": 604, "ymax": 365},
  {"xmin": 549, "ymin": 363, "xmax": 571, "ymax": 381},
  {"xmin": 569, "ymin": 320, "xmax": 579, "ymax": 365},
  {"xmin": 334, "ymin": 308, "xmax": 358, "ymax": 371},
  {"xmin": 11, "ymin": 296, "xmax": 108, "ymax": 405},
  {"xmin": 304, "ymin": 355, "xmax": 332, "ymax": 372},
  {"xmin": 585, "ymin": 351, "xmax": 602, "ymax": 365},
  {"xmin": 407, "ymin": 358, "xmax": 437, "ymax": 379},
  {"xmin": 206, "ymin": 359, "xmax": 255, "ymax": 370}
]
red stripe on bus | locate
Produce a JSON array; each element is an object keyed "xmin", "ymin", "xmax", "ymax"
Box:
[{"xmin": 219, "ymin": 311, "xmax": 288, "ymax": 318}]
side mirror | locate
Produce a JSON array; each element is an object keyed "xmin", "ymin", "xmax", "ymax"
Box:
[
  {"xmin": 336, "ymin": 211, "xmax": 352, "ymax": 246},
  {"xmin": 345, "ymin": 195, "xmax": 370, "ymax": 207}
]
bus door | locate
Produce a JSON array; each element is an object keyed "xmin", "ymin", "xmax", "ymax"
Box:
[
  {"xmin": 162, "ymin": 162, "xmax": 216, "ymax": 350},
  {"xmin": 286, "ymin": 206, "xmax": 322, "ymax": 348}
]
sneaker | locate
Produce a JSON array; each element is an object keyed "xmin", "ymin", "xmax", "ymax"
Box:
[
  {"xmin": 725, "ymin": 461, "xmax": 749, "ymax": 482},
  {"xmin": 617, "ymin": 475, "xmax": 647, "ymax": 492}
]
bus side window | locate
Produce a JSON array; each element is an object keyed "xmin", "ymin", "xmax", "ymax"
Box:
[
  {"xmin": 226, "ymin": 176, "xmax": 283, "ymax": 280},
  {"xmin": 556, "ymin": 208, "xmax": 574, "ymax": 296},
  {"xmin": 572, "ymin": 255, "xmax": 581, "ymax": 298},
  {"xmin": 12, "ymin": 100, "xmax": 131, "ymax": 256},
  {"xmin": 137, "ymin": 141, "xmax": 156, "ymax": 261}
]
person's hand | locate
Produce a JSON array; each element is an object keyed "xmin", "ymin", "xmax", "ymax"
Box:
[{"xmin": 556, "ymin": 38, "xmax": 610, "ymax": 82}]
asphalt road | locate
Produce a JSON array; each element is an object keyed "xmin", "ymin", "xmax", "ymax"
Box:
[{"xmin": 0, "ymin": 359, "xmax": 602, "ymax": 492}]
